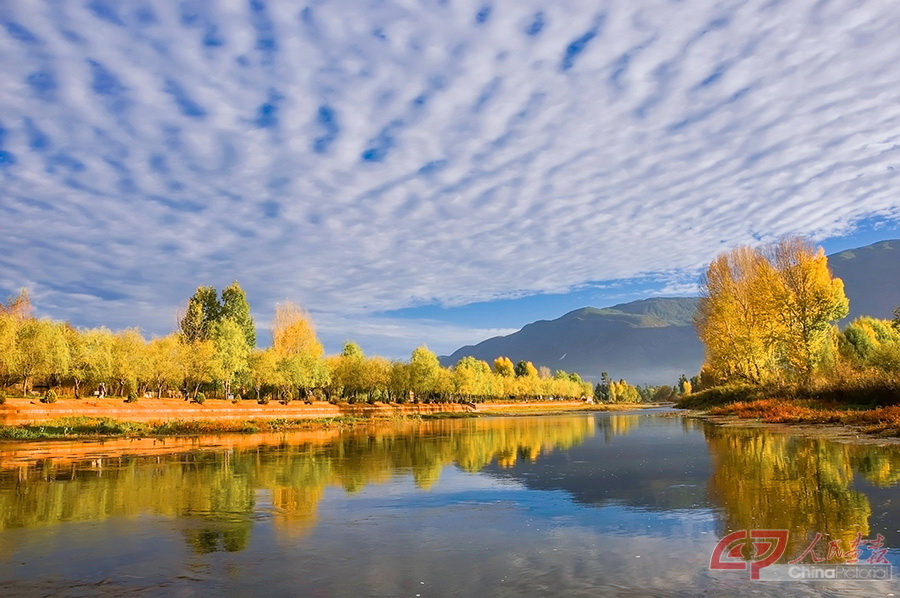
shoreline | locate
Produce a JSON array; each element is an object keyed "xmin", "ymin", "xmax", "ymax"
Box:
[
  {"xmin": 681, "ymin": 408, "xmax": 900, "ymax": 445},
  {"xmin": 0, "ymin": 398, "xmax": 658, "ymax": 441}
]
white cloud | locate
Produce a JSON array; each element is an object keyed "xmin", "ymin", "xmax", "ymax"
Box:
[{"xmin": 1, "ymin": 0, "xmax": 899, "ymax": 356}]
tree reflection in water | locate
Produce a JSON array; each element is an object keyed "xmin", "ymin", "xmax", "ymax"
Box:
[{"xmin": 0, "ymin": 415, "xmax": 596, "ymax": 552}]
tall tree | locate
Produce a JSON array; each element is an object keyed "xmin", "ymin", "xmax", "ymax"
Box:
[
  {"xmin": 514, "ymin": 360, "xmax": 538, "ymax": 378},
  {"xmin": 211, "ymin": 319, "xmax": 252, "ymax": 398},
  {"xmin": 271, "ymin": 302, "xmax": 327, "ymax": 399},
  {"xmin": 408, "ymin": 346, "xmax": 441, "ymax": 401},
  {"xmin": 146, "ymin": 334, "xmax": 182, "ymax": 398},
  {"xmin": 696, "ymin": 238, "xmax": 848, "ymax": 384},
  {"xmin": 493, "ymin": 356, "xmax": 515, "ymax": 377},
  {"xmin": 110, "ymin": 329, "xmax": 147, "ymax": 396},
  {"xmin": 272, "ymin": 302, "xmax": 323, "ymax": 358},
  {"xmin": 695, "ymin": 246, "xmax": 780, "ymax": 384},
  {"xmin": 2, "ymin": 289, "xmax": 32, "ymax": 319},
  {"xmin": 15, "ymin": 319, "xmax": 70, "ymax": 394},
  {"xmin": 220, "ymin": 281, "xmax": 256, "ymax": 348},
  {"xmin": 768, "ymin": 238, "xmax": 848, "ymax": 380},
  {"xmin": 68, "ymin": 327, "xmax": 114, "ymax": 399},
  {"xmin": 179, "ymin": 286, "xmax": 221, "ymax": 343},
  {"xmin": 0, "ymin": 312, "xmax": 21, "ymax": 388}
]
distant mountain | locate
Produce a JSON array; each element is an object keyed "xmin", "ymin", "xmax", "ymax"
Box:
[
  {"xmin": 441, "ymin": 297, "xmax": 703, "ymax": 386},
  {"xmin": 441, "ymin": 239, "xmax": 900, "ymax": 386},
  {"xmin": 828, "ymin": 240, "xmax": 900, "ymax": 322}
]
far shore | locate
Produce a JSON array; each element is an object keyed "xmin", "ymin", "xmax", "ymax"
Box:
[{"xmin": 0, "ymin": 397, "xmax": 661, "ymax": 441}]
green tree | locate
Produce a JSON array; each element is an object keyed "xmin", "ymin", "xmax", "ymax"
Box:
[
  {"xmin": 220, "ymin": 281, "xmax": 256, "ymax": 348},
  {"xmin": 176, "ymin": 337, "xmax": 216, "ymax": 399},
  {"xmin": 594, "ymin": 372, "xmax": 611, "ymax": 402},
  {"xmin": 609, "ymin": 379, "xmax": 640, "ymax": 403},
  {"xmin": 839, "ymin": 317, "xmax": 899, "ymax": 364},
  {"xmin": 341, "ymin": 341, "xmax": 364, "ymax": 359},
  {"xmin": 211, "ymin": 319, "xmax": 251, "ymax": 399},
  {"xmin": 514, "ymin": 360, "xmax": 538, "ymax": 378},
  {"xmin": 180, "ymin": 286, "xmax": 221, "ymax": 343}
]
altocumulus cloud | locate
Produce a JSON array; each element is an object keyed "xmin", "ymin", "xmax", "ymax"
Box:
[{"xmin": 0, "ymin": 0, "xmax": 899, "ymax": 356}]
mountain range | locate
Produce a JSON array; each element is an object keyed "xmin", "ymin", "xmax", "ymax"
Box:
[{"xmin": 441, "ymin": 240, "xmax": 900, "ymax": 385}]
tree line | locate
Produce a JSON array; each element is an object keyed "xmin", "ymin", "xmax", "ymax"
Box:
[
  {"xmin": 694, "ymin": 237, "xmax": 900, "ymax": 391},
  {"xmin": 0, "ymin": 284, "xmax": 596, "ymax": 404}
]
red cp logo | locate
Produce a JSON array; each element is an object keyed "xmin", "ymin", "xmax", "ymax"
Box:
[{"xmin": 710, "ymin": 529, "xmax": 789, "ymax": 580}]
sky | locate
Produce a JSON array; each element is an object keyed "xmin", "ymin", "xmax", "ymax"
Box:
[{"xmin": 1, "ymin": 0, "xmax": 899, "ymax": 359}]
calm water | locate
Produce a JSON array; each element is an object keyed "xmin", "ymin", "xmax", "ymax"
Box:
[{"xmin": 0, "ymin": 410, "xmax": 898, "ymax": 597}]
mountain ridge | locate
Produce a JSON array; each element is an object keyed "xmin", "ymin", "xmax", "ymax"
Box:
[{"xmin": 440, "ymin": 240, "xmax": 900, "ymax": 385}]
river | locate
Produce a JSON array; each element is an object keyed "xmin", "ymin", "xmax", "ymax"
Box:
[{"xmin": 0, "ymin": 409, "xmax": 897, "ymax": 596}]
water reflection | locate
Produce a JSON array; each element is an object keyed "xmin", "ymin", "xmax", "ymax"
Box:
[
  {"xmin": 705, "ymin": 425, "xmax": 900, "ymax": 558},
  {"xmin": 1, "ymin": 412, "xmax": 898, "ymax": 596},
  {"xmin": 0, "ymin": 416, "xmax": 596, "ymax": 551}
]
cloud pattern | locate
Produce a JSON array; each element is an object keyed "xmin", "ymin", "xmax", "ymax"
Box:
[{"xmin": 1, "ymin": 0, "xmax": 899, "ymax": 356}]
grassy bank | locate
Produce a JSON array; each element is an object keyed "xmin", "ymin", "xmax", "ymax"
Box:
[
  {"xmin": 699, "ymin": 399, "xmax": 900, "ymax": 437},
  {"xmin": 0, "ymin": 415, "xmax": 366, "ymax": 440},
  {"xmin": 677, "ymin": 378, "xmax": 900, "ymax": 437}
]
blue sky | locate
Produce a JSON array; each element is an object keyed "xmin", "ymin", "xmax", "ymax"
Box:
[{"xmin": 1, "ymin": 0, "xmax": 899, "ymax": 358}]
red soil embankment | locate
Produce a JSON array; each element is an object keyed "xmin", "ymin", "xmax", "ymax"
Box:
[
  {"xmin": 0, "ymin": 428, "xmax": 347, "ymax": 468},
  {"xmin": 0, "ymin": 398, "xmax": 475, "ymax": 426}
]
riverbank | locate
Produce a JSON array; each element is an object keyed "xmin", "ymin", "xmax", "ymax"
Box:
[
  {"xmin": 0, "ymin": 397, "xmax": 655, "ymax": 440},
  {"xmin": 702, "ymin": 399, "xmax": 900, "ymax": 437},
  {"xmin": 676, "ymin": 379, "xmax": 900, "ymax": 439}
]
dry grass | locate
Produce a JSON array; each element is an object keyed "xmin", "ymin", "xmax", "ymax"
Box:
[{"xmin": 709, "ymin": 399, "xmax": 900, "ymax": 436}]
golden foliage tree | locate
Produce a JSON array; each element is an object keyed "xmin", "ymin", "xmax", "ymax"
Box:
[
  {"xmin": 493, "ymin": 356, "xmax": 515, "ymax": 377},
  {"xmin": 272, "ymin": 302, "xmax": 323, "ymax": 359},
  {"xmin": 68, "ymin": 327, "xmax": 114, "ymax": 398},
  {"xmin": 768, "ymin": 238, "xmax": 849, "ymax": 379},
  {"xmin": 271, "ymin": 302, "xmax": 327, "ymax": 400},
  {"xmin": 15, "ymin": 319, "xmax": 70, "ymax": 394},
  {"xmin": 696, "ymin": 238, "xmax": 848, "ymax": 384}
]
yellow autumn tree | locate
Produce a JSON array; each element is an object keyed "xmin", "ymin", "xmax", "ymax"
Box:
[
  {"xmin": 272, "ymin": 302, "xmax": 323, "ymax": 359},
  {"xmin": 271, "ymin": 302, "xmax": 328, "ymax": 400},
  {"xmin": 696, "ymin": 238, "xmax": 848, "ymax": 385},
  {"xmin": 695, "ymin": 246, "xmax": 781, "ymax": 384},
  {"xmin": 768, "ymin": 238, "xmax": 849, "ymax": 380},
  {"xmin": 493, "ymin": 356, "xmax": 515, "ymax": 377}
]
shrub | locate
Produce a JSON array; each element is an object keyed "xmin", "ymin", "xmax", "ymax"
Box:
[
  {"xmin": 0, "ymin": 392, "xmax": 6, "ymax": 405},
  {"xmin": 231, "ymin": 394, "xmax": 242, "ymax": 404},
  {"xmin": 124, "ymin": 392, "xmax": 139, "ymax": 403},
  {"xmin": 41, "ymin": 389, "xmax": 58, "ymax": 404},
  {"xmin": 193, "ymin": 392, "xmax": 206, "ymax": 405},
  {"xmin": 258, "ymin": 394, "xmax": 270, "ymax": 405}
]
